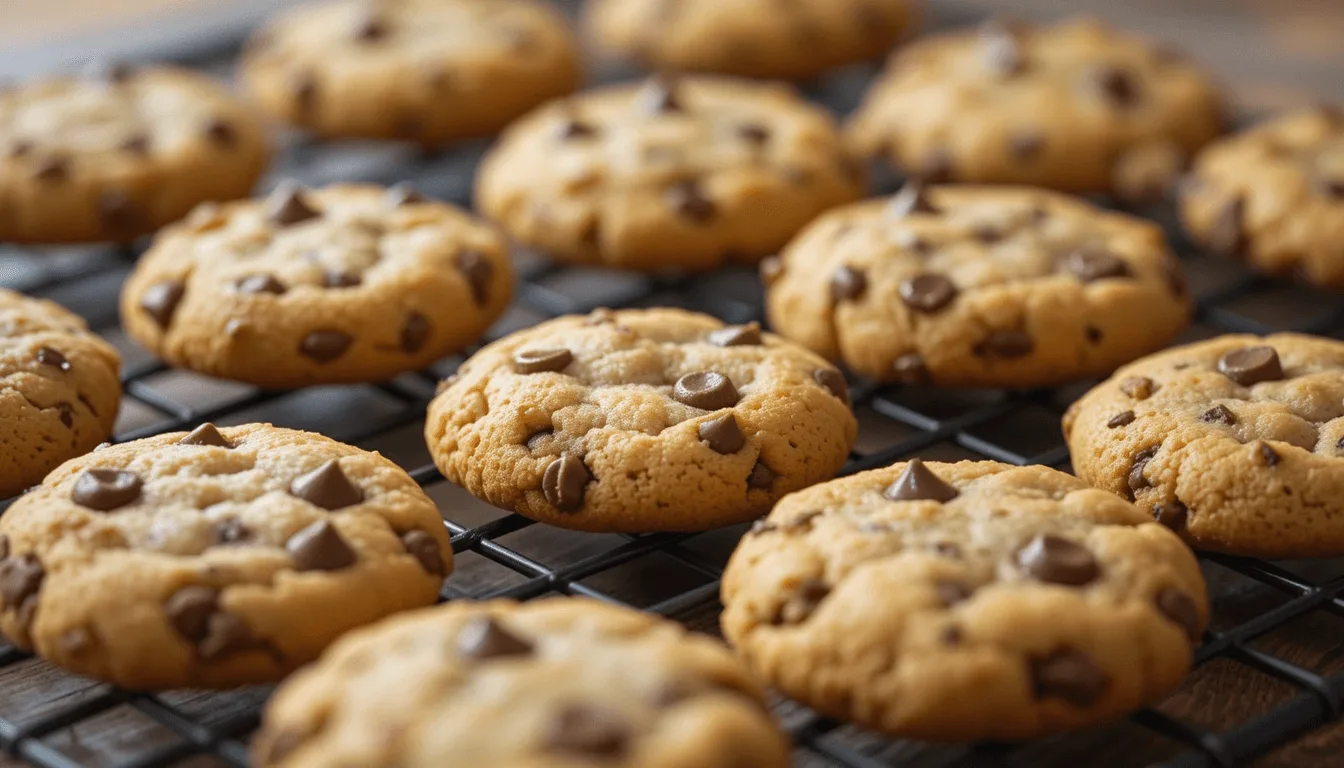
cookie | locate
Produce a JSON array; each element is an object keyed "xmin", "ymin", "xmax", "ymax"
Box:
[
  {"xmin": 845, "ymin": 17, "xmax": 1224, "ymax": 197},
  {"xmin": 475, "ymin": 75, "xmax": 865, "ymax": 271},
  {"xmin": 0, "ymin": 423, "xmax": 451, "ymax": 689},
  {"xmin": 119, "ymin": 183, "xmax": 513, "ymax": 389},
  {"xmin": 1064, "ymin": 333, "xmax": 1344, "ymax": 558},
  {"xmin": 0, "ymin": 289, "xmax": 121, "ymax": 499},
  {"xmin": 764, "ymin": 184, "xmax": 1190, "ymax": 389},
  {"xmin": 425, "ymin": 308, "xmax": 857, "ymax": 532},
  {"xmin": 585, "ymin": 0, "xmax": 918, "ymax": 81},
  {"xmin": 0, "ymin": 64, "xmax": 268, "ymax": 244},
  {"xmin": 252, "ymin": 598, "xmax": 789, "ymax": 767},
  {"xmin": 721, "ymin": 459, "xmax": 1207, "ymax": 741},
  {"xmin": 240, "ymin": 0, "xmax": 581, "ymax": 146},
  {"xmin": 1179, "ymin": 107, "xmax": 1344, "ymax": 288}
]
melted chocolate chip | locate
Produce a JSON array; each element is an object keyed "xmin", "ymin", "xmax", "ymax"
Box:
[
  {"xmin": 1218, "ymin": 346, "xmax": 1283, "ymax": 386},
  {"xmin": 299, "ymin": 330, "xmax": 352, "ymax": 362},
  {"xmin": 666, "ymin": 179, "xmax": 716, "ymax": 222},
  {"xmin": 886, "ymin": 181, "xmax": 939, "ymax": 218},
  {"xmin": 235, "ymin": 274, "xmax": 287, "ymax": 295},
  {"xmin": 290, "ymin": 460, "xmax": 363, "ymax": 510},
  {"xmin": 673, "ymin": 371, "xmax": 739, "ymax": 410},
  {"xmin": 813, "ymin": 368, "xmax": 848, "ymax": 403},
  {"xmin": 514, "ymin": 348, "xmax": 572, "ymax": 374},
  {"xmin": 71, "ymin": 469, "xmax": 142, "ymax": 511},
  {"xmin": 1128, "ymin": 446, "xmax": 1160, "ymax": 498},
  {"xmin": 698, "ymin": 413, "xmax": 745, "ymax": 454},
  {"xmin": 884, "ymin": 458, "xmax": 960, "ymax": 502},
  {"xmin": 974, "ymin": 330, "xmax": 1033, "ymax": 359},
  {"xmin": 542, "ymin": 703, "xmax": 630, "ymax": 759},
  {"xmin": 267, "ymin": 183, "xmax": 320, "ymax": 227},
  {"xmin": 899, "ymin": 273, "xmax": 958, "ymax": 312},
  {"xmin": 457, "ymin": 616, "xmax": 533, "ymax": 659},
  {"xmin": 830, "ymin": 265, "xmax": 867, "ymax": 301},
  {"xmin": 543, "ymin": 453, "xmax": 590, "ymax": 512},
  {"xmin": 708, "ymin": 322, "xmax": 762, "ymax": 347},
  {"xmin": 165, "ymin": 586, "xmax": 219, "ymax": 643},
  {"xmin": 1200, "ymin": 404, "xmax": 1236, "ymax": 425},
  {"xmin": 57, "ymin": 403, "xmax": 74, "ymax": 428},
  {"xmin": 1107, "ymin": 411, "xmax": 1136, "ymax": 428},
  {"xmin": 892, "ymin": 353, "xmax": 929, "ymax": 385},
  {"xmin": 1153, "ymin": 500, "xmax": 1188, "ymax": 531},
  {"xmin": 1155, "ymin": 588, "xmax": 1202, "ymax": 641},
  {"xmin": 286, "ymin": 520, "xmax": 356, "ymax": 572},
  {"xmin": 401, "ymin": 530, "xmax": 445, "ymax": 575},
  {"xmin": 0, "ymin": 554, "xmax": 43, "ymax": 608},
  {"xmin": 1015, "ymin": 535, "xmax": 1099, "ymax": 586},
  {"xmin": 36, "ymin": 347, "xmax": 70, "ymax": 372},
  {"xmin": 748, "ymin": 460, "xmax": 776, "ymax": 490},
  {"xmin": 1032, "ymin": 649, "xmax": 1109, "ymax": 706},
  {"xmin": 1059, "ymin": 248, "xmax": 1130, "ymax": 282},
  {"xmin": 401, "ymin": 312, "xmax": 431, "ymax": 354},
  {"xmin": 197, "ymin": 613, "xmax": 254, "ymax": 660},
  {"xmin": 1119, "ymin": 376, "xmax": 1156, "ymax": 400},
  {"xmin": 1256, "ymin": 440, "xmax": 1281, "ymax": 467},
  {"xmin": 180, "ymin": 423, "xmax": 232, "ymax": 447}
]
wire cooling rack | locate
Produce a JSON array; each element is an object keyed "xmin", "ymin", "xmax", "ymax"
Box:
[{"xmin": 5, "ymin": 3, "xmax": 1344, "ymax": 767}]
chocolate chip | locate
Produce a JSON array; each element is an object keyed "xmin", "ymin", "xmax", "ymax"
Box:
[
  {"xmin": 267, "ymin": 183, "xmax": 320, "ymax": 226},
  {"xmin": 203, "ymin": 118, "xmax": 236, "ymax": 147},
  {"xmin": 813, "ymin": 368, "xmax": 848, "ymax": 403},
  {"xmin": 1151, "ymin": 501, "xmax": 1188, "ymax": 533},
  {"xmin": 235, "ymin": 274, "xmax": 287, "ymax": 295},
  {"xmin": 72, "ymin": 469, "xmax": 142, "ymax": 511},
  {"xmin": 299, "ymin": 330, "xmax": 351, "ymax": 362},
  {"xmin": 164, "ymin": 586, "xmax": 218, "ymax": 642},
  {"xmin": 936, "ymin": 580, "xmax": 972, "ymax": 606},
  {"xmin": 698, "ymin": 413, "xmax": 744, "ymax": 454},
  {"xmin": 455, "ymin": 251, "xmax": 493, "ymax": 305},
  {"xmin": 666, "ymin": 179, "xmax": 716, "ymax": 223},
  {"xmin": 1156, "ymin": 588, "xmax": 1201, "ymax": 641},
  {"xmin": 981, "ymin": 21, "xmax": 1024, "ymax": 76},
  {"xmin": 543, "ymin": 453, "xmax": 590, "ymax": 512},
  {"xmin": 386, "ymin": 182, "xmax": 425, "ymax": 207},
  {"xmin": 180, "ymin": 423, "xmax": 232, "ymax": 447},
  {"xmin": 637, "ymin": 75, "xmax": 683, "ymax": 114},
  {"xmin": 212, "ymin": 518, "xmax": 250, "ymax": 545},
  {"xmin": 119, "ymin": 134, "xmax": 150, "ymax": 155},
  {"xmin": 1011, "ymin": 130, "xmax": 1044, "ymax": 159},
  {"xmin": 899, "ymin": 273, "xmax": 957, "ymax": 312},
  {"xmin": 198, "ymin": 613, "xmax": 254, "ymax": 660},
  {"xmin": 673, "ymin": 371, "xmax": 739, "ymax": 410},
  {"xmin": 1090, "ymin": 66, "xmax": 1140, "ymax": 108},
  {"xmin": 1200, "ymin": 404, "xmax": 1236, "ymax": 425},
  {"xmin": 1107, "ymin": 411, "xmax": 1135, "ymax": 429},
  {"xmin": 36, "ymin": 347, "xmax": 70, "ymax": 372},
  {"xmin": 56, "ymin": 402, "xmax": 73, "ymax": 428},
  {"xmin": 1255, "ymin": 440, "xmax": 1281, "ymax": 467},
  {"xmin": 892, "ymin": 353, "xmax": 929, "ymax": 385},
  {"xmin": 542, "ymin": 703, "xmax": 630, "ymax": 759},
  {"xmin": 830, "ymin": 265, "xmax": 867, "ymax": 301},
  {"xmin": 974, "ymin": 330, "xmax": 1033, "ymax": 359},
  {"xmin": 737, "ymin": 123, "xmax": 770, "ymax": 145},
  {"xmin": 748, "ymin": 460, "xmax": 776, "ymax": 490},
  {"xmin": 32, "ymin": 155, "xmax": 68, "ymax": 182},
  {"xmin": 98, "ymin": 189, "xmax": 140, "ymax": 231},
  {"xmin": 0, "ymin": 554, "xmax": 43, "ymax": 608},
  {"xmin": 1218, "ymin": 346, "xmax": 1283, "ymax": 386},
  {"xmin": 1059, "ymin": 248, "xmax": 1130, "ymax": 282},
  {"xmin": 401, "ymin": 312, "xmax": 431, "ymax": 354},
  {"xmin": 290, "ymin": 459, "xmax": 363, "ymax": 510},
  {"xmin": 759, "ymin": 256, "xmax": 784, "ymax": 286},
  {"xmin": 286, "ymin": 520, "xmax": 356, "ymax": 572},
  {"xmin": 1207, "ymin": 197, "xmax": 1246, "ymax": 256},
  {"xmin": 886, "ymin": 181, "xmax": 938, "ymax": 218},
  {"xmin": 1087, "ymin": 327, "xmax": 1103, "ymax": 343},
  {"xmin": 353, "ymin": 12, "xmax": 388, "ymax": 41},
  {"xmin": 558, "ymin": 118, "xmax": 598, "ymax": 140},
  {"xmin": 1016, "ymin": 535, "xmax": 1099, "ymax": 586},
  {"xmin": 401, "ymin": 530, "xmax": 445, "ymax": 575},
  {"xmin": 884, "ymin": 458, "xmax": 960, "ymax": 502},
  {"xmin": 514, "ymin": 348, "xmax": 572, "ymax": 374},
  {"xmin": 1032, "ymin": 649, "xmax": 1109, "ymax": 706},
  {"xmin": 1128, "ymin": 446, "xmax": 1159, "ymax": 497},
  {"xmin": 779, "ymin": 578, "xmax": 830, "ymax": 624},
  {"xmin": 322, "ymin": 270, "xmax": 361, "ymax": 288},
  {"xmin": 1120, "ymin": 376, "xmax": 1156, "ymax": 400},
  {"xmin": 708, "ymin": 322, "xmax": 762, "ymax": 347},
  {"xmin": 457, "ymin": 616, "xmax": 533, "ymax": 659}
]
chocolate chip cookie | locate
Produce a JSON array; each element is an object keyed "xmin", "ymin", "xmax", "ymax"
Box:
[
  {"xmin": 585, "ymin": 0, "xmax": 918, "ymax": 81},
  {"xmin": 475, "ymin": 75, "xmax": 865, "ymax": 271},
  {"xmin": 240, "ymin": 0, "xmax": 581, "ymax": 146},
  {"xmin": 0, "ymin": 289, "xmax": 121, "ymax": 499},
  {"xmin": 0, "ymin": 423, "xmax": 451, "ymax": 689},
  {"xmin": 1065, "ymin": 333, "xmax": 1344, "ymax": 558},
  {"xmin": 764, "ymin": 184, "xmax": 1190, "ymax": 388},
  {"xmin": 0, "ymin": 64, "xmax": 268, "ymax": 243},
  {"xmin": 721, "ymin": 459, "xmax": 1207, "ymax": 741},
  {"xmin": 1180, "ymin": 107, "xmax": 1344, "ymax": 288},
  {"xmin": 253, "ymin": 598, "xmax": 789, "ymax": 767},
  {"xmin": 425, "ymin": 308, "xmax": 857, "ymax": 532},
  {"xmin": 846, "ymin": 17, "xmax": 1224, "ymax": 197},
  {"xmin": 119, "ymin": 183, "xmax": 513, "ymax": 388}
]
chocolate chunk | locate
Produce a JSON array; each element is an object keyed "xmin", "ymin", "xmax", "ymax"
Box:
[
  {"xmin": 72, "ymin": 469, "xmax": 142, "ymax": 511},
  {"xmin": 354, "ymin": 12, "xmax": 388, "ymax": 41},
  {"xmin": 1120, "ymin": 376, "xmax": 1156, "ymax": 400},
  {"xmin": 514, "ymin": 348, "xmax": 572, "ymax": 374},
  {"xmin": 1255, "ymin": 440, "xmax": 1281, "ymax": 467},
  {"xmin": 1207, "ymin": 197, "xmax": 1246, "ymax": 256},
  {"xmin": 299, "ymin": 330, "xmax": 351, "ymax": 362},
  {"xmin": 457, "ymin": 616, "xmax": 533, "ymax": 659},
  {"xmin": 235, "ymin": 274, "xmax": 287, "ymax": 295},
  {"xmin": 1016, "ymin": 535, "xmax": 1099, "ymax": 586},
  {"xmin": 543, "ymin": 453, "xmax": 590, "ymax": 512},
  {"xmin": 0, "ymin": 554, "xmax": 43, "ymax": 607},
  {"xmin": 813, "ymin": 368, "xmax": 848, "ymax": 403},
  {"xmin": 1156, "ymin": 588, "xmax": 1201, "ymax": 641},
  {"xmin": 708, "ymin": 322, "xmax": 762, "ymax": 347},
  {"xmin": 666, "ymin": 179, "xmax": 716, "ymax": 222},
  {"xmin": 974, "ymin": 330, "xmax": 1033, "ymax": 359},
  {"xmin": 884, "ymin": 458, "xmax": 960, "ymax": 502},
  {"xmin": 1059, "ymin": 248, "xmax": 1130, "ymax": 282},
  {"xmin": 179, "ymin": 423, "xmax": 232, "ymax": 447},
  {"xmin": 1153, "ymin": 500, "xmax": 1188, "ymax": 531},
  {"xmin": 322, "ymin": 270, "xmax": 361, "ymax": 288},
  {"xmin": 1090, "ymin": 66, "xmax": 1139, "ymax": 107},
  {"xmin": 164, "ymin": 586, "xmax": 218, "ymax": 642},
  {"xmin": 748, "ymin": 460, "xmax": 776, "ymax": 490},
  {"xmin": 936, "ymin": 580, "xmax": 972, "ymax": 606},
  {"xmin": 830, "ymin": 265, "xmax": 867, "ymax": 301},
  {"xmin": 203, "ymin": 117, "xmax": 236, "ymax": 147},
  {"xmin": 198, "ymin": 612, "xmax": 254, "ymax": 660},
  {"xmin": 892, "ymin": 353, "xmax": 929, "ymax": 385},
  {"xmin": 119, "ymin": 134, "xmax": 150, "ymax": 155},
  {"xmin": 401, "ymin": 312, "xmax": 431, "ymax": 354},
  {"xmin": 36, "ymin": 347, "xmax": 70, "ymax": 372},
  {"xmin": 290, "ymin": 459, "xmax": 363, "ymax": 510},
  {"xmin": 981, "ymin": 21, "xmax": 1024, "ymax": 76},
  {"xmin": 267, "ymin": 183, "xmax": 320, "ymax": 226},
  {"xmin": 699, "ymin": 413, "xmax": 745, "ymax": 454},
  {"xmin": 1200, "ymin": 404, "xmax": 1236, "ymax": 425},
  {"xmin": 386, "ymin": 182, "xmax": 425, "ymax": 207},
  {"xmin": 542, "ymin": 703, "xmax": 630, "ymax": 759},
  {"xmin": 1011, "ymin": 130, "xmax": 1044, "ymax": 159},
  {"xmin": 455, "ymin": 251, "xmax": 493, "ymax": 305},
  {"xmin": 637, "ymin": 75, "xmax": 683, "ymax": 114},
  {"xmin": 32, "ymin": 155, "xmax": 68, "ymax": 182},
  {"xmin": 1128, "ymin": 446, "xmax": 1159, "ymax": 497},
  {"xmin": 286, "ymin": 520, "xmax": 356, "ymax": 572},
  {"xmin": 886, "ymin": 181, "xmax": 939, "ymax": 218},
  {"xmin": 98, "ymin": 189, "xmax": 140, "ymax": 231},
  {"xmin": 401, "ymin": 530, "xmax": 445, "ymax": 575},
  {"xmin": 759, "ymin": 256, "xmax": 784, "ymax": 286},
  {"xmin": 1032, "ymin": 649, "xmax": 1109, "ymax": 706},
  {"xmin": 558, "ymin": 118, "xmax": 598, "ymax": 140},
  {"xmin": 212, "ymin": 518, "xmax": 250, "ymax": 545},
  {"xmin": 899, "ymin": 273, "xmax": 958, "ymax": 312},
  {"xmin": 1218, "ymin": 346, "xmax": 1283, "ymax": 386},
  {"xmin": 779, "ymin": 578, "xmax": 830, "ymax": 624},
  {"xmin": 737, "ymin": 123, "xmax": 770, "ymax": 145},
  {"xmin": 673, "ymin": 371, "xmax": 739, "ymax": 410},
  {"xmin": 1107, "ymin": 411, "xmax": 1136, "ymax": 429}
]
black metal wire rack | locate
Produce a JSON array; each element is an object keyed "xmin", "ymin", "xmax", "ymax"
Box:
[{"xmin": 5, "ymin": 3, "xmax": 1344, "ymax": 767}]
